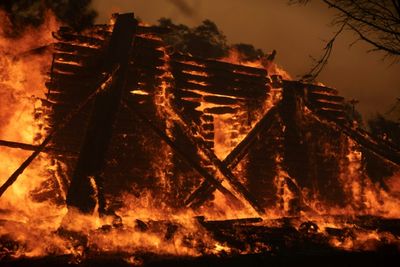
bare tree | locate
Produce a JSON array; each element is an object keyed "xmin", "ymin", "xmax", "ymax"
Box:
[{"xmin": 291, "ymin": 0, "xmax": 400, "ymax": 80}]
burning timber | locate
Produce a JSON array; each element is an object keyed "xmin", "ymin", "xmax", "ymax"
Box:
[{"xmin": 1, "ymin": 12, "xmax": 400, "ymax": 266}]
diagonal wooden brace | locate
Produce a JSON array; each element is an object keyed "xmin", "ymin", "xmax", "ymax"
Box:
[
  {"xmin": 184, "ymin": 106, "xmax": 280, "ymax": 210},
  {"xmin": 159, "ymin": 106, "xmax": 281, "ymax": 215},
  {"xmin": 121, "ymin": 100, "xmax": 246, "ymax": 209}
]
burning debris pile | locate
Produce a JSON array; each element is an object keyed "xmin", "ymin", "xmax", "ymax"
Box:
[{"xmin": 1, "ymin": 11, "xmax": 400, "ymax": 266}]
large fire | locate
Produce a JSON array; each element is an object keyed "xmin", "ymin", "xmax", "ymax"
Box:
[{"xmin": 0, "ymin": 10, "xmax": 399, "ymax": 265}]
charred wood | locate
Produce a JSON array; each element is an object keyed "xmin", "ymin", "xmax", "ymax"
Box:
[
  {"xmin": 308, "ymin": 100, "xmax": 344, "ymax": 111},
  {"xmin": 66, "ymin": 13, "xmax": 138, "ymax": 214},
  {"xmin": 202, "ymin": 95, "xmax": 243, "ymax": 106},
  {"xmin": 187, "ymin": 107, "xmax": 279, "ymax": 208},
  {"xmin": 338, "ymin": 123, "xmax": 400, "ymax": 166},
  {"xmin": 172, "ymin": 53, "xmax": 267, "ymax": 77},
  {"xmin": 135, "ymin": 36, "xmax": 165, "ymax": 49},
  {"xmin": 54, "ymin": 42, "xmax": 102, "ymax": 56},
  {"xmin": 167, "ymin": 110, "xmax": 265, "ymax": 214},
  {"xmin": 175, "ymin": 80, "xmax": 266, "ymax": 99},
  {"xmin": 203, "ymin": 106, "xmax": 238, "ymax": 115},
  {"xmin": 137, "ymin": 25, "xmax": 170, "ymax": 35},
  {"xmin": 308, "ymin": 92, "xmax": 344, "ymax": 103},
  {"xmin": 53, "ymin": 31, "xmax": 105, "ymax": 46},
  {"xmin": 122, "ymin": 100, "xmax": 245, "ymax": 207},
  {"xmin": 0, "ymin": 139, "xmax": 75, "ymax": 155}
]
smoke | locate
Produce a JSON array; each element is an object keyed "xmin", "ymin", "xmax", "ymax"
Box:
[
  {"xmin": 0, "ymin": 0, "xmax": 97, "ymax": 37},
  {"xmin": 167, "ymin": 0, "xmax": 198, "ymax": 18}
]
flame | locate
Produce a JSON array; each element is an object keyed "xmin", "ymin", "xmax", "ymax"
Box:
[
  {"xmin": 0, "ymin": 10, "xmax": 58, "ymax": 209},
  {"xmin": 0, "ymin": 10, "xmax": 70, "ymax": 259},
  {"xmin": 219, "ymin": 48, "xmax": 292, "ymax": 80},
  {"xmin": 0, "ymin": 12, "xmax": 399, "ymax": 262}
]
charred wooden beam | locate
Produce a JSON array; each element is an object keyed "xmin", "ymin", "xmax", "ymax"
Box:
[
  {"xmin": 53, "ymin": 52, "xmax": 89, "ymax": 63},
  {"xmin": 310, "ymin": 100, "xmax": 344, "ymax": 111},
  {"xmin": 0, "ymin": 139, "xmax": 75, "ymax": 155},
  {"xmin": 170, "ymin": 61, "xmax": 207, "ymax": 74},
  {"xmin": 54, "ymin": 42, "xmax": 101, "ymax": 56},
  {"xmin": 174, "ymin": 89, "xmax": 203, "ymax": 99},
  {"xmin": 14, "ymin": 44, "xmax": 53, "ymax": 59},
  {"xmin": 167, "ymin": 111, "xmax": 265, "ymax": 215},
  {"xmin": 0, "ymin": 71, "xmax": 112, "ymax": 198},
  {"xmin": 132, "ymin": 48, "xmax": 164, "ymax": 63},
  {"xmin": 283, "ymin": 80, "xmax": 338, "ymax": 96},
  {"xmin": 210, "ymin": 69, "xmax": 268, "ymax": 85},
  {"xmin": 46, "ymin": 90, "xmax": 94, "ymax": 104},
  {"xmin": 128, "ymin": 64, "xmax": 165, "ymax": 75},
  {"xmin": 135, "ymin": 36, "xmax": 165, "ymax": 49},
  {"xmin": 52, "ymin": 62, "xmax": 86, "ymax": 74},
  {"xmin": 338, "ymin": 123, "xmax": 400, "ymax": 166},
  {"xmin": 66, "ymin": 13, "xmax": 137, "ymax": 214},
  {"xmin": 121, "ymin": 100, "xmax": 245, "ymax": 208},
  {"xmin": 172, "ymin": 53, "xmax": 267, "ymax": 77},
  {"xmin": 48, "ymin": 74, "xmax": 102, "ymax": 89},
  {"xmin": 173, "ymin": 69, "xmax": 268, "ymax": 87},
  {"xmin": 174, "ymin": 80, "xmax": 266, "ymax": 99},
  {"xmin": 177, "ymin": 99, "xmax": 201, "ymax": 109},
  {"xmin": 202, "ymin": 95, "xmax": 243, "ymax": 106},
  {"xmin": 308, "ymin": 92, "xmax": 344, "ymax": 103},
  {"xmin": 186, "ymin": 106, "xmax": 280, "ymax": 208},
  {"xmin": 137, "ymin": 25, "xmax": 170, "ymax": 35},
  {"xmin": 203, "ymin": 106, "xmax": 238, "ymax": 115},
  {"xmin": 51, "ymin": 70, "xmax": 99, "ymax": 80},
  {"xmin": 224, "ymin": 106, "xmax": 279, "ymax": 169},
  {"xmin": 133, "ymin": 57, "xmax": 165, "ymax": 68},
  {"xmin": 53, "ymin": 31, "xmax": 105, "ymax": 46},
  {"xmin": 196, "ymin": 216, "xmax": 263, "ymax": 225},
  {"xmin": 316, "ymin": 108, "xmax": 346, "ymax": 121},
  {"xmin": 174, "ymin": 74, "xmax": 268, "ymax": 94}
]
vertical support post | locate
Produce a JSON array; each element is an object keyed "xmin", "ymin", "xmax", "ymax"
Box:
[
  {"xmin": 280, "ymin": 82, "xmax": 308, "ymax": 215},
  {"xmin": 66, "ymin": 13, "xmax": 137, "ymax": 214}
]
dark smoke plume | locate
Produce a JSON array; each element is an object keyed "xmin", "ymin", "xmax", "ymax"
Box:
[{"xmin": 167, "ymin": 0, "xmax": 197, "ymax": 17}]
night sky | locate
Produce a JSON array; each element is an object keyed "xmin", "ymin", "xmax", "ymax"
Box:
[{"xmin": 93, "ymin": 0, "xmax": 400, "ymax": 120}]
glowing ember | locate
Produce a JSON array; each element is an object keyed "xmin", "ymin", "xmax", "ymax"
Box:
[{"xmin": 0, "ymin": 11, "xmax": 399, "ymax": 266}]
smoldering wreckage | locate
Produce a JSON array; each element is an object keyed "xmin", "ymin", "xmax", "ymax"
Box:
[{"xmin": 0, "ymin": 12, "xmax": 400, "ymax": 267}]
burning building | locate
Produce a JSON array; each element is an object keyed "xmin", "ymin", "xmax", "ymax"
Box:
[{"xmin": 0, "ymin": 12, "xmax": 400, "ymax": 266}]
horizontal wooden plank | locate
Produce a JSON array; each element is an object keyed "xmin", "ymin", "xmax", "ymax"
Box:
[
  {"xmin": 316, "ymin": 108, "xmax": 346, "ymax": 120},
  {"xmin": 201, "ymin": 114, "xmax": 214, "ymax": 122},
  {"xmin": 172, "ymin": 53, "xmax": 267, "ymax": 76},
  {"xmin": 46, "ymin": 89, "xmax": 95, "ymax": 104},
  {"xmin": 171, "ymin": 60, "xmax": 268, "ymax": 86},
  {"xmin": 173, "ymin": 71, "xmax": 268, "ymax": 89},
  {"xmin": 201, "ymin": 123, "xmax": 214, "ymax": 131},
  {"xmin": 283, "ymin": 80, "xmax": 338, "ymax": 95},
  {"xmin": 137, "ymin": 25, "xmax": 170, "ymax": 35},
  {"xmin": 54, "ymin": 31, "xmax": 105, "ymax": 47},
  {"xmin": 202, "ymin": 132, "xmax": 214, "ymax": 140},
  {"xmin": 174, "ymin": 89, "xmax": 203, "ymax": 99},
  {"xmin": 135, "ymin": 36, "xmax": 165, "ymax": 49},
  {"xmin": 54, "ymin": 42, "xmax": 103, "ymax": 56},
  {"xmin": 133, "ymin": 56, "xmax": 165, "ymax": 68},
  {"xmin": 175, "ymin": 99, "xmax": 201, "ymax": 109},
  {"xmin": 170, "ymin": 61, "xmax": 207, "ymax": 73},
  {"xmin": 306, "ymin": 84, "xmax": 338, "ymax": 95},
  {"xmin": 133, "ymin": 46, "xmax": 165, "ymax": 60},
  {"xmin": 203, "ymin": 95, "xmax": 241, "ymax": 105},
  {"xmin": 308, "ymin": 92, "xmax": 344, "ymax": 103},
  {"xmin": 308, "ymin": 100, "xmax": 344, "ymax": 111},
  {"xmin": 204, "ymin": 106, "xmax": 238, "ymax": 115},
  {"xmin": 175, "ymin": 80, "xmax": 267, "ymax": 98}
]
